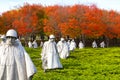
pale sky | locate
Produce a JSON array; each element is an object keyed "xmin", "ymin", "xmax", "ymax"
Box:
[{"xmin": 0, "ymin": 0, "xmax": 120, "ymax": 14}]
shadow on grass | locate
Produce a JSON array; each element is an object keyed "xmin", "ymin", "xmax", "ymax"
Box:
[
  {"xmin": 43, "ymin": 68, "xmax": 65, "ymax": 73},
  {"xmin": 67, "ymin": 56, "xmax": 76, "ymax": 59}
]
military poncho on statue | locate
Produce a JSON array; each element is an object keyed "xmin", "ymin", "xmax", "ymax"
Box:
[
  {"xmin": 92, "ymin": 40, "xmax": 97, "ymax": 48},
  {"xmin": 32, "ymin": 40, "xmax": 38, "ymax": 48},
  {"xmin": 0, "ymin": 29, "xmax": 36, "ymax": 80},
  {"xmin": 0, "ymin": 35, "xmax": 6, "ymax": 46},
  {"xmin": 69, "ymin": 39, "xmax": 76, "ymax": 51},
  {"xmin": 57, "ymin": 38, "xmax": 69, "ymax": 59},
  {"xmin": 28, "ymin": 40, "xmax": 33, "ymax": 48},
  {"xmin": 41, "ymin": 34, "xmax": 63, "ymax": 72},
  {"xmin": 78, "ymin": 41, "xmax": 84, "ymax": 49},
  {"xmin": 100, "ymin": 41, "xmax": 105, "ymax": 48}
]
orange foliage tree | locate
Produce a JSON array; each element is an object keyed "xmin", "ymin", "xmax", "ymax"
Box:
[
  {"xmin": 14, "ymin": 4, "xmax": 45, "ymax": 37},
  {"xmin": 1, "ymin": 4, "xmax": 120, "ymax": 45}
]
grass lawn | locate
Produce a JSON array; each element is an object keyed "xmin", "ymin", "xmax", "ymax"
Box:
[{"xmin": 25, "ymin": 47, "xmax": 120, "ymax": 80}]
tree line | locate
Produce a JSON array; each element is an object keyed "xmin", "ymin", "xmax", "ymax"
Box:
[{"xmin": 0, "ymin": 3, "xmax": 120, "ymax": 46}]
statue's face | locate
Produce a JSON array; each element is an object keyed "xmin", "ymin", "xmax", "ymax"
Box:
[
  {"xmin": 49, "ymin": 38, "xmax": 55, "ymax": 42},
  {"xmin": 6, "ymin": 36, "xmax": 16, "ymax": 45},
  {"xmin": 61, "ymin": 39, "xmax": 65, "ymax": 42}
]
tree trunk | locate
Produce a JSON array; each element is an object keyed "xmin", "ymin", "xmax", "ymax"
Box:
[
  {"xmin": 105, "ymin": 36, "xmax": 109, "ymax": 47},
  {"xmin": 81, "ymin": 34, "xmax": 86, "ymax": 47}
]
